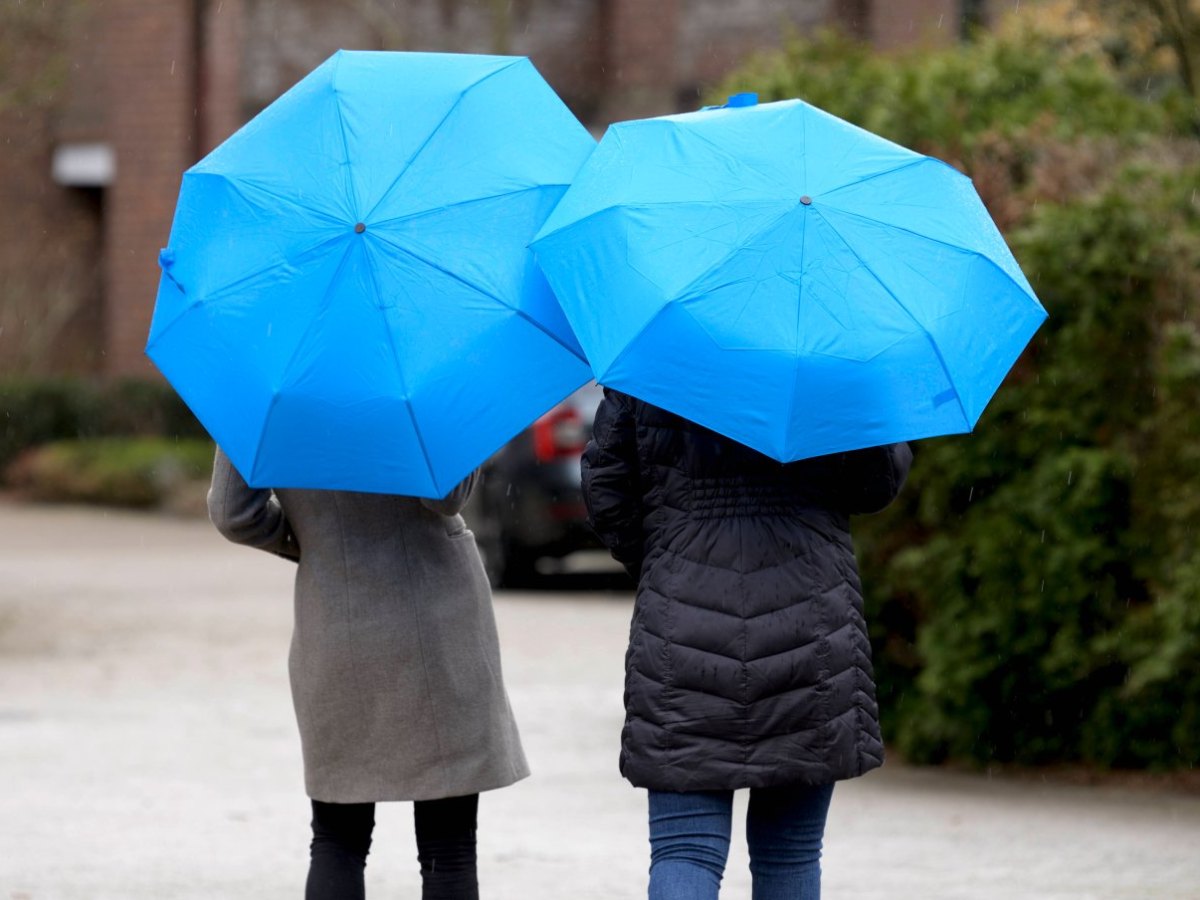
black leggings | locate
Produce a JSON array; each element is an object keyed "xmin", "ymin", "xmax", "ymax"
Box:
[{"xmin": 305, "ymin": 794, "xmax": 479, "ymax": 900}]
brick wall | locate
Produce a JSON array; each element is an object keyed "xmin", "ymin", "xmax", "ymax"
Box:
[
  {"xmin": 0, "ymin": 0, "xmax": 103, "ymax": 376},
  {"xmin": 595, "ymin": 0, "xmax": 680, "ymax": 122},
  {"xmin": 4, "ymin": 0, "xmax": 989, "ymax": 378},
  {"xmin": 0, "ymin": 106, "xmax": 104, "ymax": 375},
  {"xmin": 101, "ymin": 0, "xmax": 200, "ymax": 376},
  {"xmin": 677, "ymin": 0, "xmax": 828, "ymax": 105},
  {"xmin": 201, "ymin": 0, "xmax": 246, "ymax": 153},
  {"xmin": 240, "ymin": 0, "xmax": 829, "ymax": 128},
  {"xmin": 242, "ymin": 0, "xmax": 606, "ymax": 122}
]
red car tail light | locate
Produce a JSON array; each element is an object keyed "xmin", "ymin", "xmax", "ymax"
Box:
[{"xmin": 533, "ymin": 406, "xmax": 587, "ymax": 462}]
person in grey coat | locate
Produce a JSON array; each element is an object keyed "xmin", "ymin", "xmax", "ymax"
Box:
[
  {"xmin": 208, "ymin": 448, "xmax": 528, "ymax": 900},
  {"xmin": 581, "ymin": 390, "xmax": 911, "ymax": 900}
]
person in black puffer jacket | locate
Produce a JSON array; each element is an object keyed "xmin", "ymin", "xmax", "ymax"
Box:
[{"xmin": 581, "ymin": 388, "xmax": 912, "ymax": 900}]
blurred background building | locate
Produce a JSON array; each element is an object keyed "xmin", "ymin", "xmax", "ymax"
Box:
[{"xmin": 0, "ymin": 0, "xmax": 994, "ymax": 378}]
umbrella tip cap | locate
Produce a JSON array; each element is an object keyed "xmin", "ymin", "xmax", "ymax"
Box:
[
  {"xmin": 725, "ymin": 92, "xmax": 758, "ymax": 108},
  {"xmin": 354, "ymin": 222, "xmax": 367, "ymax": 234}
]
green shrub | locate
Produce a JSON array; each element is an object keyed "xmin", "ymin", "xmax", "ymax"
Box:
[
  {"xmin": 720, "ymin": 27, "xmax": 1178, "ymax": 159},
  {"xmin": 722, "ymin": 26, "xmax": 1200, "ymax": 768},
  {"xmin": 0, "ymin": 377, "xmax": 207, "ymax": 471},
  {"xmin": 6, "ymin": 437, "xmax": 213, "ymax": 508}
]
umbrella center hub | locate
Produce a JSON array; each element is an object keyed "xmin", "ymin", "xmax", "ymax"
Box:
[
  {"xmin": 800, "ymin": 196, "xmax": 813, "ymax": 206},
  {"xmin": 354, "ymin": 222, "xmax": 367, "ymax": 234}
]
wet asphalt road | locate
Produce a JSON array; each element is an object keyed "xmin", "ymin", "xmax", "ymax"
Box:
[{"xmin": 1, "ymin": 501, "xmax": 1198, "ymax": 899}]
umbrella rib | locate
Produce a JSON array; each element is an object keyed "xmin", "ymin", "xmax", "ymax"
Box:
[
  {"xmin": 360, "ymin": 61, "xmax": 522, "ymax": 224},
  {"xmin": 197, "ymin": 231, "xmax": 351, "ymax": 307},
  {"xmin": 145, "ymin": 232, "xmax": 350, "ymax": 354},
  {"xmin": 593, "ymin": 200, "xmax": 802, "ymax": 383},
  {"xmin": 637, "ymin": 203, "xmax": 765, "ymax": 255},
  {"xmin": 370, "ymin": 230, "xmax": 588, "ymax": 363},
  {"xmin": 783, "ymin": 208, "xmax": 809, "ymax": 461},
  {"xmin": 358, "ymin": 240, "xmax": 443, "ymax": 497},
  {"xmin": 145, "ymin": 294, "xmax": 209, "ymax": 354},
  {"xmin": 536, "ymin": 197, "xmax": 793, "ymax": 245},
  {"xmin": 249, "ymin": 237, "xmax": 359, "ymax": 483},
  {"xmin": 331, "ymin": 52, "xmax": 360, "ymax": 219},
  {"xmin": 811, "ymin": 208, "xmax": 973, "ymax": 429},
  {"xmin": 671, "ymin": 123, "xmax": 799, "ymax": 200},
  {"xmin": 815, "ymin": 203, "xmax": 1042, "ymax": 310},
  {"xmin": 801, "ymin": 98, "xmax": 809, "ymax": 202},
  {"xmin": 806, "ymin": 103, "xmax": 864, "ymax": 186},
  {"xmin": 368, "ymin": 184, "xmax": 552, "ymax": 229},
  {"xmin": 782, "ymin": 104, "xmax": 811, "ymax": 458},
  {"xmin": 594, "ymin": 301, "xmax": 672, "ymax": 387},
  {"xmin": 666, "ymin": 202, "xmax": 799, "ymax": 308},
  {"xmin": 818, "ymin": 157, "xmax": 936, "ymax": 200},
  {"xmin": 188, "ymin": 171, "xmax": 349, "ymax": 229}
]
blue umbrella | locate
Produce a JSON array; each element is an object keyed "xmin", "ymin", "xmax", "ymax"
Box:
[
  {"xmin": 147, "ymin": 51, "xmax": 594, "ymax": 497},
  {"xmin": 531, "ymin": 94, "xmax": 1047, "ymax": 460}
]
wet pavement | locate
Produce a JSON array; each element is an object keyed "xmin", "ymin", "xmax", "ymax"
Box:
[{"xmin": 1, "ymin": 501, "xmax": 1198, "ymax": 899}]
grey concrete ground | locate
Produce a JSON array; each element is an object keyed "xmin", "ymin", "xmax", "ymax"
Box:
[{"xmin": 1, "ymin": 501, "xmax": 1198, "ymax": 900}]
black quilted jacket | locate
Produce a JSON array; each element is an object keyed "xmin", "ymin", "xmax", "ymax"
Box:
[{"xmin": 581, "ymin": 389, "xmax": 912, "ymax": 792}]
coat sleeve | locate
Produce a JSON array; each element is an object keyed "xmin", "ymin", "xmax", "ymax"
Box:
[
  {"xmin": 207, "ymin": 446, "xmax": 300, "ymax": 562},
  {"xmin": 581, "ymin": 388, "xmax": 644, "ymax": 581},
  {"xmin": 788, "ymin": 442, "xmax": 913, "ymax": 515},
  {"xmin": 420, "ymin": 468, "xmax": 480, "ymax": 517}
]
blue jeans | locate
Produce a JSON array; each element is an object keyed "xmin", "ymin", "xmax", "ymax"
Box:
[{"xmin": 647, "ymin": 783, "xmax": 834, "ymax": 900}]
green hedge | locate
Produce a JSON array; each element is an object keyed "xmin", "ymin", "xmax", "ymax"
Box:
[
  {"xmin": 6, "ymin": 437, "xmax": 213, "ymax": 508},
  {"xmin": 0, "ymin": 378, "xmax": 207, "ymax": 471},
  {"xmin": 721, "ymin": 26, "xmax": 1200, "ymax": 768}
]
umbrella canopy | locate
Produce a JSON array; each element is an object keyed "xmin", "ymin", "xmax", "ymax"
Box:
[
  {"xmin": 147, "ymin": 51, "xmax": 595, "ymax": 497},
  {"xmin": 531, "ymin": 95, "xmax": 1047, "ymax": 461}
]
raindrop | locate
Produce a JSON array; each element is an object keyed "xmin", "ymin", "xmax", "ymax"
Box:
[
  {"xmin": 171, "ymin": 59, "xmax": 176, "ymax": 76},
  {"xmin": 1040, "ymin": 579, "xmax": 1045, "ymax": 592},
  {"xmin": 967, "ymin": 486, "xmax": 974, "ymax": 502},
  {"xmin": 1040, "ymin": 530, "xmax": 1045, "ymax": 543},
  {"xmin": 1067, "ymin": 470, "xmax": 1073, "ymax": 486}
]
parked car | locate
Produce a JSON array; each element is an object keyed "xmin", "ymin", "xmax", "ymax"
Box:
[{"xmin": 464, "ymin": 381, "xmax": 604, "ymax": 587}]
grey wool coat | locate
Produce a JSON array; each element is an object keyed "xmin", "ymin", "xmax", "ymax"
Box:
[{"xmin": 208, "ymin": 448, "xmax": 529, "ymax": 803}]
